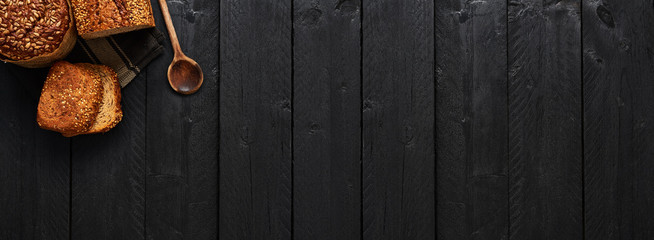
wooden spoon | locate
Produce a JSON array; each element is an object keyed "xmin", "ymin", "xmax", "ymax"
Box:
[{"xmin": 158, "ymin": 0, "xmax": 203, "ymax": 95}]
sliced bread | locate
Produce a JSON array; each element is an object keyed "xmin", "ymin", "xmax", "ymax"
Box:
[
  {"xmin": 37, "ymin": 61, "xmax": 123, "ymax": 137},
  {"xmin": 37, "ymin": 61, "xmax": 104, "ymax": 137},
  {"xmin": 80, "ymin": 64, "xmax": 123, "ymax": 134}
]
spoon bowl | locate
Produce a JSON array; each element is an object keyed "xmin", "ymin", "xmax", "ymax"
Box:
[
  {"xmin": 159, "ymin": 0, "xmax": 203, "ymax": 95},
  {"xmin": 168, "ymin": 56, "xmax": 203, "ymax": 95}
]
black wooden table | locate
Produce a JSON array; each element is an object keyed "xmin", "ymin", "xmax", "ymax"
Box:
[{"xmin": 1, "ymin": 0, "xmax": 653, "ymax": 239}]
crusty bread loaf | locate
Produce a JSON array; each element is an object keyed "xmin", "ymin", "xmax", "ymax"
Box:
[
  {"xmin": 37, "ymin": 61, "xmax": 123, "ymax": 137},
  {"xmin": 71, "ymin": 0, "xmax": 155, "ymax": 39},
  {"xmin": 0, "ymin": 0, "xmax": 77, "ymax": 68}
]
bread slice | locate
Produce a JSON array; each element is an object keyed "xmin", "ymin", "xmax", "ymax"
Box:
[
  {"xmin": 37, "ymin": 61, "xmax": 123, "ymax": 137},
  {"xmin": 37, "ymin": 61, "xmax": 104, "ymax": 137},
  {"xmin": 81, "ymin": 64, "xmax": 123, "ymax": 134}
]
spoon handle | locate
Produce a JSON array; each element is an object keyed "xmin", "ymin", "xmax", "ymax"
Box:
[{"xmin": 158, "ymin": 0, "xmax": 183, "ymax": 56}]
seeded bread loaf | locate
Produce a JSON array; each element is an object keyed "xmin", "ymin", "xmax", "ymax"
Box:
[
  {"xmin": 0, "ymin": 0, "xmax": 77, "ymax": 68},
  {"xmin": 71, "ymin": 0, "xmax": 155, "ymax": 39},
  {"xmin": 37, "ymin": 61, "xmax": 123, "ymax": 137}
]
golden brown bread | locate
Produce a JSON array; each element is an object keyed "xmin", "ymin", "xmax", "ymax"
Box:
[
  {"xmin": 0, "ymin": 0, "xmax": 77, "ymax": 68},
  {"xmin": 37, "ymin": 61, "xmax": 103, "ymax": 136},
  {"xmin": 71, "ymin": 0, "xmax": 155, "ymax": 39},
  {"xmin": 37, "ymin": 61, "xmax": 123, "ymax": 137}
]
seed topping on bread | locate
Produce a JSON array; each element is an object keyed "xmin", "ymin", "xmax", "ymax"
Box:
[{"xmin": 0, "ymin": 0, "xmax": 71, "ymax": 60}]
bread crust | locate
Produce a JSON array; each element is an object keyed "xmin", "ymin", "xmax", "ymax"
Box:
[
  {"xmin": 37, "ymin": 61, "xmax": 104, "ymax": 137},
  {"xmin": 71, "ymin": 0, "xmax": 155, "ymax": 39},
  {"xmin": 0, "ymin": 0, "xmax": 77, "ymax": 68}
]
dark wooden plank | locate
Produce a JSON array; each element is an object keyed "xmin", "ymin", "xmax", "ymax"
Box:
[
  {"xmin": 362, "ymin": 1, "xmax": 435, "ymax": 239},
  {"xmin": 435, "ymin": 0, "xmax": 508, "ymax": 239},
  {"xmin": 292, "ymin": 0, "xmax": 361, "ymax": 239},
  {"xmin": 220, "ymin": 0, "xmax": 292, "ymax": 239},
  {"xmin": 71, "ymin": 72, "xmax": 146, "ymax": 240},
  {"xmin": 508, "ymin": 0, "xmax": 582, "ymax": 239},
  {"xmin": 583, "ymin": 1, "xmax": 654, "ymax": 239},
  {"xmin": 145, "ymin": 0, "xmax": 219, "ymax": 239},
  {"xmin": 0, "ymin": 65, "xmax": 70, "ymax": 240}
]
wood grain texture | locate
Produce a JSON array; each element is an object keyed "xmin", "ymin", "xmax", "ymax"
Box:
[
  {"xmin": 71, "ymin": 72, "xmax": 146, "ymax": 240},
  {"xmin": 145, "ymin": 0, "xmax": 219, "ymax": 239},
  {"xmin": 220, "ymin": 0, "xmax": 293, "ymax": 239},
  {"xmin": 292, "ymin": 0, "xmax": 361, "ymax": 239},
  {"xmin": 435, "ymin": 0, "xmax": 508, "ymax": 239},
  {"xmin": 583, "ymin": 0, "xmax": 654, "ymax": 239},
  {"xmin": 362, "ymin": 1, "xmax": 435, "ymax": 239},
  {"xmin": 0, "ymin": 66, "xmax": 70, "ymax": 240},
  {"xmin": 508, "ymin": 0, "xmax": 582, "ymax": 239}
]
